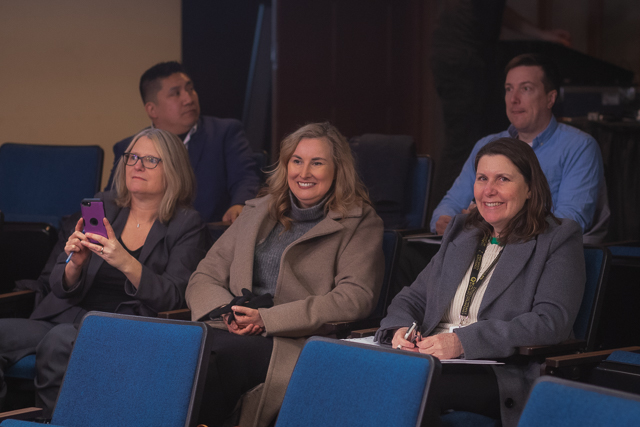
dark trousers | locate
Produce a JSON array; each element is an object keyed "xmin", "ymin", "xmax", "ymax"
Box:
[
  {"xmin": 0, "ymin": 318, "xmax": 79, "ymax": 418},
  {"xmin": 198, "ymin": 327, "xmax": 274, "ymax": 427},
  {"xmin": 436, "ymin": 364, "xmax": 501, "ymax": 419}
]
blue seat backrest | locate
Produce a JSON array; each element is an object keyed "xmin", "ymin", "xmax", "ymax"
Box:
[
  {"xmin": 0, "ymin": 143, "xmax": 103, "ymax": 226},
  {"xmin": 51, "ymin": 313, "xmax": 207, "ymax": 427},
  {"xmin": 4, "ymin": 354, "xmax": 36, "ymax": 380},
  {"xmin": 574, "ymin": 246, "xmax": 610, "ymax": 350},
  {"xmin": 370, "ymin": 230, "xmax": 401, "ymax": 319},
  {"xmin": 518, "ymin": 377, "xmax": 640, "ymax": 426},
  {"xmin": 251, "ymin": 150, "xmax": 269, "ymax": 182},
  {"xmin": 607, "ymin": 350, "xmax": 640, "ymax": 365},
  {"xmin": 608, "ymin": 245, "xmax": 640, "ymax": 258},
  {"xmin": 406, "ymin": 155, "xmax": 432, "ymax": 229},
  {"xmin": 277, "ymin": 337, "xmax": 438, "ymax": 427}
]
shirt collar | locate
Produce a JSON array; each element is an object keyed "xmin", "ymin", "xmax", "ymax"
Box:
[
  {"xmin": 507, "ymin": 115, "xmax": 558, "ymax": 149},
  {"xmin": 150, "ymin": 121, "xmax": 199, "ymax": 147}
]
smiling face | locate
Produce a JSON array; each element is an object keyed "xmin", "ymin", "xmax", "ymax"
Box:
[
  {"xmin": 125, "ymin": 136, "xmax": 166, "ymax": 199},
  {"xmin": 504, "ymin": 65, "xmax": 557, "ymax": 143},
  {"xmin": 287, "ymin": 137, "xmax": 336, "ymax": 208},
  {"xmin": 474, "ymin": 154, "xmax": 531, "ymax": 237},
  {"xmin": 145, "ymin": 72, "xmax": 200, "ymax": 135}
]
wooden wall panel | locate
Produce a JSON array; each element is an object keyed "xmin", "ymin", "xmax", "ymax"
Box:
[{"xmin": 272, "ymin": 0, "xmax": 437, "ymax": 156}]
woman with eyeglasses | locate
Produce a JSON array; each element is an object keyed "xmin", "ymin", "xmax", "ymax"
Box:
[{"xmin": 0, "ymin": 128, "xmax": 210, "ymax": 417}]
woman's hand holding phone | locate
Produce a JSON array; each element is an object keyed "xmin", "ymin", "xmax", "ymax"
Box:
[
  {"xmin": 83, "ymin": 218, "xmax": 128, "ymax": 268},
  {"xmin": 63, "ymin": 218, "xmax": 93, "ymax": 287}
]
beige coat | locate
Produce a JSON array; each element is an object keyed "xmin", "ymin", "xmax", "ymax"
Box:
[{"xmin": 186, "ymin": 194, "xmax": 384, "ymax": 426}]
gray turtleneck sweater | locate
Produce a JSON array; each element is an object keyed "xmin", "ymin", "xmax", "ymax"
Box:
[{"xmin": 252, "ymin": 193, "xmax": 326, "ymax": 297}]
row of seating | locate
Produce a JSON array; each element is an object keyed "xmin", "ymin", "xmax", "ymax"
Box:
[
  {"xmin": 0, "ymin": 139, "xmax": 433, "ymax": 293},
  {"xmin": 2, "ymin": 140, "xmax": 640, "ymax": 424},
  {"xmin": 1, "ymin": 313, "xmax": 638, "ymax": 426}
]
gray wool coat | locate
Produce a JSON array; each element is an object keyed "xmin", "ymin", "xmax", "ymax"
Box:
[{"xmin": 376, "ymin": 214, "xmax": 585, "ymax": 427}]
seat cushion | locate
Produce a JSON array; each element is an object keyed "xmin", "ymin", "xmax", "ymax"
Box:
[{"xmin": 4, "ymin": 355, "xmax": 36, "ymax": 380}]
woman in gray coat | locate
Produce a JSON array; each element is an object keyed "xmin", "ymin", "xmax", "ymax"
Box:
[{"xmin": 376, "ymin": 137, "xmax": 585, "ymax": 426}]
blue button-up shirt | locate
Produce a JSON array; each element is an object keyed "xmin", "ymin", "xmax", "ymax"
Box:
[{"xmin": 430, "ymin": 116, "xmax": 605, "ymax": 235}]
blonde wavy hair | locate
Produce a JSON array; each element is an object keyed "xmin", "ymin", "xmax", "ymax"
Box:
[
  {"xmin": 261, "ymin": 122, "xmax": 370, "ymax": 229},
  {"xmin": 113, "ymin": 128, "xmax": 196, "ymax": 223}
]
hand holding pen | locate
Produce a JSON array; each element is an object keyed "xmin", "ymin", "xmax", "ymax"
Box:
[{"xmin": 393, "ymin": 321, "xmax": 421, "ymax": 351}]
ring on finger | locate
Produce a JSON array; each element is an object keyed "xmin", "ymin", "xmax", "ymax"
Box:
[{"xmin": 100, "ymin": 248, "xmax": 104, "ymax": 255}]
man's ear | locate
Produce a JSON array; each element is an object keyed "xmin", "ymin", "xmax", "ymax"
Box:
[
  {"xmin": 546, "ymin": 89, "xmax": 558, "ymax": 109},
  {"xmin": 144, "ymin": 101, "xmax": 157, "ymax": 119}
]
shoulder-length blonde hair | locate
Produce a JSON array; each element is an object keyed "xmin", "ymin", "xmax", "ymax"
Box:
[
  {"xmin": 465, "ymin": 137, "xmax": 559, "ymax": 243},
  {"xmin": 113, "ymin": 128, "xmax": 196, "ymax": 223},
  {"xmin": 262, "ymin": 122, "xmax": 370, "ymax": 229}
]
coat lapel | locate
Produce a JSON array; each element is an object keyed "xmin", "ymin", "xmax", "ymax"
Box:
[
  {"xmin": 230, "ymin": 200, "xmax": 276, "ymax": 294},
  {"xmin": 479, "ymin": 238, "xmax": 537, "ymax": 312},
  {"xmin": 138, "ymin": 219, "xmax": 167, "ymax": 265},
  {"xmin": 187, "ymin": 118, "xmax": 206, "ymax": 171},
  {"xmin": 434, "ymin": 230, "xmax": 481, "ymax": 321}
]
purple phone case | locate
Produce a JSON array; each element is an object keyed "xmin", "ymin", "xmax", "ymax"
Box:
[{"xmin": 81, "ymin": 198, "xmax": 107, "ymax": 244}]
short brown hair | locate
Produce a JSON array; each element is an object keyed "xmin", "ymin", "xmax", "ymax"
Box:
[
  {"xmin": 505, "ymin": 53, "xmax": 560, "ymax": 94},
  {"xmin": 465, "ymin": 137, "xmax": 559, "ymax": 243},
  {"xmin": 113, "ymin": 128, "xmax": 196, "ymax": 223},
  {"xmin": 261, "ymin": 122, "xmax": 370, "ymax": 229}
]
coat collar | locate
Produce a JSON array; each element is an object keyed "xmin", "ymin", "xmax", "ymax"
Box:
[
  {"xmin": 434, "ymin": 227, "xmax": 538, "ymax": 321},
  {"xmin": 229, "ymin": 195, "xmax": 365, "ymax": 294}
]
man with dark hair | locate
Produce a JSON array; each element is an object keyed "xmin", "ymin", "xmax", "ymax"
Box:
[
  {"xmin": 430, "ymin": 53, "xmax": 608, "ymax": 243},
  {"xmin": 106, "ymin": 61, "xmax": 260, "ymax": 223}
]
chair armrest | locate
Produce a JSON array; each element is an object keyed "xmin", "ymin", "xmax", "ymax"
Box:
[
  {"xmin": 0, "ymin": 407, "xmax": 43, "ymax": 422},
  {"xmin": 544, "ymin": 346, "xmax": 640, "ymax": 370},
  {"xmin": 350, "ymin": 327, "xmax": 379, "ymax": 338},
  {"xmin": 603, "ymin": 240, "xmax": 640, "ymax": 247},
  {"xmin": 0, "ymin": 290, "xmax": 36, "ymax": 319},
  {"xmin": 314, "ymin": 318, "xmax": 381, "ymax": 339},
  {"xmin": 517, "ymin": 339, "xmax": 585, "ymax": 357},
  {"xmin": 157, "ymin": 308, "xmax": 192, "ymax": 321}
]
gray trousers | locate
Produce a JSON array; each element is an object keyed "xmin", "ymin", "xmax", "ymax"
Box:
[{"xmin": 0, "ymin": 318, "xmax": 79, "ymax": 418}]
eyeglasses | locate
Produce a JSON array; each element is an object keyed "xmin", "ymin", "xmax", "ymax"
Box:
[{"xmin": 123, "ymin": 153, "xmax": 162, "ymax": 169}]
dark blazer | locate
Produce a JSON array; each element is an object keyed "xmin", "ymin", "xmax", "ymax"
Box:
[
  {"xmin": 106, "ymin": 116, "xmax": 261, "ymax": 222},
  {"xmin": 24, "ymin": 191, "xmax": 210, "ymax": 324},
  {"xmin": 377, "ymin": 214, "xmax": 585, "ymax": 426}
]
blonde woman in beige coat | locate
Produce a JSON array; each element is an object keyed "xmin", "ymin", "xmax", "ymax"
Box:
[{"xmin": 186, "ymin": 122, "xmax": 385, "ymax": 427}]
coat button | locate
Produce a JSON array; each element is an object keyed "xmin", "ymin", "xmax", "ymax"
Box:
[{"xmin": 504, "ymin": 398, "xmax": 515, "ymax": 408}]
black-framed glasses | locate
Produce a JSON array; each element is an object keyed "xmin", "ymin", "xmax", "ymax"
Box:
[{"xmin": 123, "ymin": 153, "xmax": 162, "ymax": 169}]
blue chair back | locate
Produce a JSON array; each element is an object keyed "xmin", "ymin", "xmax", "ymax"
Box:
[
  {"xmin": 370, "ymin": 230, "xmax": 401, "ymax": 319},
  {"xmin": 50, "ymin": 312, "xmax": 210, "ymax": 427},
  {"xmin": 607, "ymin": 245, "xmax": 640, "ymax": 258},
  {"xmin": 251, "ymin": 149, "xmax": 269, "ymax": 183},
  {"xmin": 276, "ymin": 337, "xmax": 440, "ymax": 427},
  {"xmin": 574, "ymin": 246, "xmax": 610, "ymax": 351},
  {"xmin": 0, "ymin": 143, "xmax": 103, "ymax": 226},
  {"xmin": 349, "ymin": 135, "xmax": 432, "ymax": 229},
  {"xmin": 518, "ymin": 376, "xmax": 640, "ymax": 426},
  {"xmin": 4, "ymin": 354, "xmax": 36, "ymax": 380},
  {"xmin": 606, "ymin": 350, "xmax": 640, "ymax": 365},
  {"xmin": 406, "ymin": 155, "xmax": 432, "ymax": 229}
]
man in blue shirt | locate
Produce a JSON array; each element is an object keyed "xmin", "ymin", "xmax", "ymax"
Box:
[{"xmin": 431, "ymin": 53, "xmax": 609, "ymax": 243}]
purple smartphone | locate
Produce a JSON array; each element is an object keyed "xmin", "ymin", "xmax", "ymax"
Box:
[{"xmin": 81, "ymin": 198, "xmax": 107, "ymax": 244}]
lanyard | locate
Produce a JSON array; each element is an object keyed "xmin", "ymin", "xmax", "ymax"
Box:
[{"xmin": 459, "ymin": 235, "xmax": 503, "ymax": 319}]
